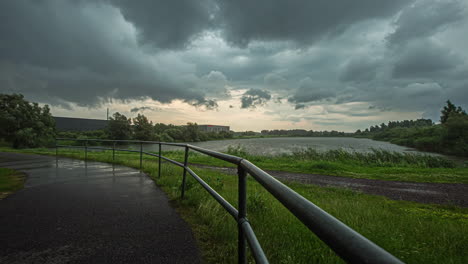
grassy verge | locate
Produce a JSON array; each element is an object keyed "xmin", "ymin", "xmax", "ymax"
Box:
[
  {"xmin": 167, "ymin": 147, "xmax": 468, "ymax": 184},
  {"xmin": 109, "ymin": 147, "xmax": 468, "ymax": 184},
  {"xmin": 0, "ymin": 168, "xmax": 25, "ymax": 199},
  {"xmin": 2, "ymin": 146, "xmax": 467, "ymax": 184},
  {"xmin": 1, "ymin": 148, "xmax": 467, "ymax": 263}
]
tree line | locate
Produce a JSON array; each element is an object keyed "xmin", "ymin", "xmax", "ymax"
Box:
[
  {"xmin": 59, "ymin": 112, "xmax": 234, "ymax": 143},
  {"xmin": 260, "ymin": 129, "xmax": 352, "ymax": 137},
  {"xmin": 1, "ymin": 94, "xmax": 467, "ymax": 157},
  {"xmin": 0, "ymin": 94, "xmax": 235, "ymax": 148},
  {"xmin": 356, "ymin": 101, "xmax": 468, "ymax": 156}
]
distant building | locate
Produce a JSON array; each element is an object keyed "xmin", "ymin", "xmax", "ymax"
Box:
[
  {"xmin": 54, "ymin": 117, "xmax": 108, "ymax": 131},
  {"xmin": 198, "ymin": 125, "xmax": 230, "ymax": 133}
]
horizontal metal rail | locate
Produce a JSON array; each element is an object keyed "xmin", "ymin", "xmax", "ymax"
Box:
[
  {"xmin": 56, "ymin": 137, "xmax": 187, "ymax": 146},
  {"xmin": 56, "ymin": 144, "xmax": 86, "ymax": 149},
  {"xmin": 189, "ymin": 144, "xmax": 243, "ymax": 164},
  {"xmin": 56, "ymin": 138, "xmax": 404, "ymax": 264},
  {"xmin": 240, "ymin": 159, "xmax": 402, "ymax": 264}
]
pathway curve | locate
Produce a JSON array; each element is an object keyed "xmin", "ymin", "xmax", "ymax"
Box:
[
  {"xmin": 193, "ymin": 164, "xmax": 468, "ymax": 207},
  {"xmin": 0, "ymin": 152, "xmax": 201, "ymax": 264}
]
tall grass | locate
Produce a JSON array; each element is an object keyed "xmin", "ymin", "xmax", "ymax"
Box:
[
  {"xmin": 290, "ymin": 148, "xmax": 456, "ymax": 168},
  {"xmin": 226, "ymin": 145, "xmax": 456, "ymax": 168},
  {"xmin": 220, "ymin": 146, "xmax": 468, "ymax": 183}
]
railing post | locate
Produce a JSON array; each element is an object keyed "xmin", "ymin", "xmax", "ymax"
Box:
[
  {"xmin": 238, "ymin": 165, "xmax": 247, "ymax": 264},
  {"xmin": 181, "ymin": 146, "xmax": 189, "ymax": 199},
  {"xmin": 55, "ymin": 139, "xmax": 58, "ymax": 165},
  {"xmin": 158, "ymin": 143, "xmax": 162, "ymax": 178},
  {"xmin": 85, "ymin": 140, "xmax": 88, "ymax": 161},
  {"xmin": 112, "ymin": 142, "xmax": 115, "ymax": 161},
  {"xmin": 140, "ymin": 142, "xmax": 143, "ymax": 170}
]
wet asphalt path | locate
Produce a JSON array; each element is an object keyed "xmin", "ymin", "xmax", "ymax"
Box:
[{"xmin": 0, "ymin": 152, "xmax": 201, "ymax": 264}]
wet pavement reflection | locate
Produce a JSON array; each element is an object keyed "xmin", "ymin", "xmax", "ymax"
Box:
[{"xmin": 0, "ymin": 152, "xmax": 200, "ymax": 263}]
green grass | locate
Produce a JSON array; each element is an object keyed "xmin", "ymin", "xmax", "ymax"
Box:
[
  {"xmin": 158, "ymin": 147, "xmax": 468, "ymax": 184},
  {"xmin": 0, "ymin": 168, "xmax": 25, "ymax": 199},
  {"xmin": 1, "ymin": 147, "xmax": 467, "ymax": 263},
  {"xmin": 2, "ymin": 146, "xmax": 467, "ymax": 184}
]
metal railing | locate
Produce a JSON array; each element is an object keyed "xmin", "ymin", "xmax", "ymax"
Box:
[{"xmin": 56, "ymin": 138, "xmax": 404, "ymax": 264}]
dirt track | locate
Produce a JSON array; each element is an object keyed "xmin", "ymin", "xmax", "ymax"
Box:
[{"xmin": 193, "ymin": 164, "xmax": 468, "ymax": 207}]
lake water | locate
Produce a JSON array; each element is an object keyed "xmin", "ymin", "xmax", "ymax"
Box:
[{"xmin": 130, "ymin": 137, "xmax": 439, "ymax": 156}]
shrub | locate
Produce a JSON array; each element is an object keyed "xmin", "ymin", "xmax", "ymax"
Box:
[{"xmin": 0, "ymin": 94, "xmax": 55, "ymax": 148}]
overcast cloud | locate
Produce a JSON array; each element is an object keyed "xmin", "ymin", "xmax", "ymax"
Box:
[
  {"xmin": 1, "ymin": 0, "xmax": 467, "ymax": 131},
  {"xmin": 241, "ymin": 88, "xmax": 272, "ymax": 109}
]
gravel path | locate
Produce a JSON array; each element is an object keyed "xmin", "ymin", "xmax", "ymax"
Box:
[
  {"xmin": 0, "ymin": 152, "xmax": 201, "ymax": 264},
  {"xmin": 193, "ymin": 164, "xmax": 468, "ymax": 207}
]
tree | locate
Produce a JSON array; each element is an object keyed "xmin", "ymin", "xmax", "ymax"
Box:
[
  {"xmin": 441, "ymin": 100, "xmax": 466, "ymax": 124},
  {"xmin": 165, "ymin": 128, "xmax": 183, "ymax": 141},
  {"xmin": 183, "ymin": 123, "xmax": 201, "ymax": 142},
  {"xmin": 219, "ymin": 130, "xmax": 234, "ymax": 139},
  {"xmin": 443, "ymin": 114, "xmax": 468, "ymax": 155},
  {"xmin": 106, "ymin": 112, "xmax": 132, "ymax": 140},
  {"xmin": 133, "ymin": 114, "xmax": 154, "ymax": 141},
  {"xmin": 0, "ymin": 94, "xmax": 56, "ymax": 148},
  {"xmin": 154, "ymin": 123, "xmax": 169, "ymax": 134}
]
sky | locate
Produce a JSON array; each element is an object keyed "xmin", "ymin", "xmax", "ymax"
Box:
[{"xmin": 1, "ymin": 0, "xmax": 467, "ymax": 132}]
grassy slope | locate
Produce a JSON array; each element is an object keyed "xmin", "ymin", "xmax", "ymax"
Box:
[
  {"xmin": 1, "ymin": 148, "xmax": 466, "ymax": 263},
  {"xmin": 0, "ymin": 168, "xmax": 25, "ymax": 199}
]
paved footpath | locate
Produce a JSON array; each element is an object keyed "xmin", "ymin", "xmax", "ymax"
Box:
[{"xmin": 0, "ymin": 152, "xmax": 201, "ymax": 264}]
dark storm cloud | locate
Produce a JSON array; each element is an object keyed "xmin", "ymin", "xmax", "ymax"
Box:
[
  {"xmin": 184, "ymin": 98, "xmax": 219, "ymax": 110},
  {"xmin": 387, "ymin": 0, "xmax": 465, "ymax": 46},
  {"xmin": 288, "ymin": 78, "xmax": 335, "ymax": 105},
  {"xmin": 113, "ymin": 0, "xmax": 214, "ymax": 49},
  {"xmin": 1, "ymin": 0, "xmax": 467, "ymax": 123},
  {"xmin": 340, "ymin": 57, "xmax": 379, "ymax": 83},
  {"xmin": 130, "ymin": 106, "xmax": 157, "ymax": 113},
  {"xmin": 283, "ymin": 0, "xmax": 468, "ymax": 116},
  {"xmin": 240, "ymin": 89, "xmax": 271, "ymax": 109},
  {"xmin": 368, "ymin": 105, "xmax": 392, "ymax": 112},
  {"xmin": 391, "ymin": 40, "xmax": 462, "ymax": 79},
  {"xmin": 288, "ymin": 90, "xmax": 335, "ymax": 104},
  {"xmin": 216, "ymin": 0, "xmax": 409, "ymax": 47},
  {"xmin": 0, "ymin": 1, "xmax": 125, "ymax": 73},
  {"xmin": 294, "ymin": 104, "xmax": 306, "ymax": 110},
  {"xmin": 361, "ymin": 81, "xmax": 455, "ymax": 122},
  {"xmin": 0, "ymin": 0, "xmax": 211, "ymax": 106}
]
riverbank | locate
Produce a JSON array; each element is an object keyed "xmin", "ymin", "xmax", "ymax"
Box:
[{"xmin": 1, "ymin": 149, "xmax": 466, "ymax": 263}]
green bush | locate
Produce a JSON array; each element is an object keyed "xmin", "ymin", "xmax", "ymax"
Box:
[
  {"xmin": 0, "ymin": 94, "xmax": 55, "ymax": 148},
  {"xmin": 360, "ymin": 101, "xmax": 468, "ymax": 157}
]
